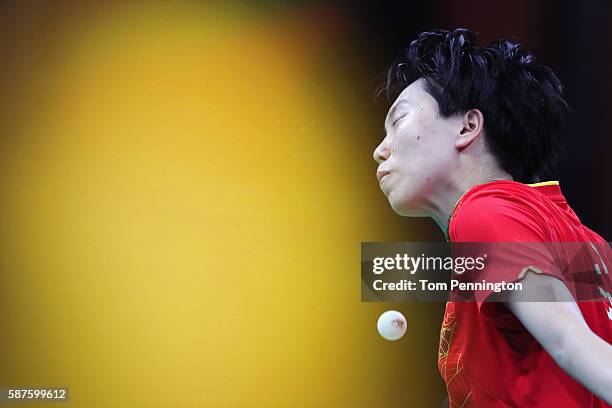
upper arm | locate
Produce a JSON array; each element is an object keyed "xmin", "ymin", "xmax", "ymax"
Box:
[
  {"xmin": 503, "ymin": 271, "xmax": 612, "ymax": 405},
  {"xmin": 504, "ymin": 271, "xmax": 589, "ymax": 362}
]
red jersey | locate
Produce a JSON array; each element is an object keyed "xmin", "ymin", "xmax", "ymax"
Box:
[{"xmin": 440, "ymin": 180, "xmax": 612, "ymax": 407}]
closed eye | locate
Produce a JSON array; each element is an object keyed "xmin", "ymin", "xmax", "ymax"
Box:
[{"xmin": 392, "ymin": 115, "xmax": 406, "ymax": 126}]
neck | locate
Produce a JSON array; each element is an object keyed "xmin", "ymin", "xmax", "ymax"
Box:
[{"xmin": 424, "ymin": 169, "xmax": 513, "ymax": 235}]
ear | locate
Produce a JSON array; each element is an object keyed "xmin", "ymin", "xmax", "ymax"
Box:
[{"xmin": 455, "ymin": 109, "xmax": 484, "ymax": 149}]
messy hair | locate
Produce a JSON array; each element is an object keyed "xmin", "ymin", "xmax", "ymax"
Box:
[{"xmin": 378, "ymin": 28, "xmax": 569, "ymax": 183}]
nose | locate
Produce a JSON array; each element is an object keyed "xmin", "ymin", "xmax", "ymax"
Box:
[{"xmin": 373, "ymin": 136, "xmax": 391, "ymax": 164}]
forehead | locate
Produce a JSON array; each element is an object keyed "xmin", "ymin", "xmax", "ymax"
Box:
[{"xmin": 386, "ymin": 79, "xmax": 436, "ymax": 120}]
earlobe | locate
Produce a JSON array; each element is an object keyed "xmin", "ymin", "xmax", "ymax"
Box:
[{"xmin": 455, "ymin": 109, "xmax": 484, "ymax": 149}]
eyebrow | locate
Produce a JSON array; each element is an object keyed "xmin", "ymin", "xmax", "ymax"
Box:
[{"xmin": 390, "ymin": 100, "xmax": 410, "ymax": 115}]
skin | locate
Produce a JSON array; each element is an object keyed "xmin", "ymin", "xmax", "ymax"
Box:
[
  {"xmin": 373, "ymin": 78, "xmax": 511, "ymax": 230},
  {"xmin": 373, "ymin": 78, "xmax": 612, "ymax": 404},
  {"xmin": 505, "ymin": 272, "xmax": 612, "ymax": 404}
]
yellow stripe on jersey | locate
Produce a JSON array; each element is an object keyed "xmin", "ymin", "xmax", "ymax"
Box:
[{"xmin": 528, "ymin": 181, "xmax": 560, "ymax": 187}]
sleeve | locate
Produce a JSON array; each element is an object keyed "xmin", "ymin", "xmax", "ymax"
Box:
[{"xmin": 450, "ymin": 191, "xmax": 568, "ymax": 318}]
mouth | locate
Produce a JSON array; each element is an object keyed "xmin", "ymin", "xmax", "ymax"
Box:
[{"xmin": 376, "ymin": 170, "xmax": 390, "ymax": 183}]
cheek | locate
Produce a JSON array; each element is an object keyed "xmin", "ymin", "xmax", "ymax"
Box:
[
  {"xmin": 393, "ymin": 119, "xmax": 429, "ymax": 151},
  {"xmin": 390, "ymin": 141, "xmax": 426, "ymax": 171}
]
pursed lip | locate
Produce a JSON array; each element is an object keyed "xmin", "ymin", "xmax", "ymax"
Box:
[{"xmin": 376, "ymin": 170, "xmax": 390, "ymax": 183}]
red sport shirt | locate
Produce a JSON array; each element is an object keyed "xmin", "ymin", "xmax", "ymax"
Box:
[{"xmin": 439, "ymin": 180, "xmax": 612, "ymax": 407}]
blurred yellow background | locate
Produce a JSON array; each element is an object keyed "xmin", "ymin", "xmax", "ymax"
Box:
[{"xmin": 0, "ymin": 1, "xmax": 445, "ymax": 406}]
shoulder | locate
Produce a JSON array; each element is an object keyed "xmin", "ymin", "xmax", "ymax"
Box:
[{"xmin": 449, "ymin": 181, "xmax": 549, "ymax": 242}]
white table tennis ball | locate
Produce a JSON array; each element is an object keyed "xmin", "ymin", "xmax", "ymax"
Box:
[{"xmin": 377, "ymin": 310, "xmax": 407, "ymax": 341}]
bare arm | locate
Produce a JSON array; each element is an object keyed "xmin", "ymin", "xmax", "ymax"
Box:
[{"xmin": 504, "ymin": 271, "xmax": 612, "ymax": 404}]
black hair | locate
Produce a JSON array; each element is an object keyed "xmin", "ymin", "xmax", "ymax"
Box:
[{"xmin": 378, "ymin": 28, "xmax": 569, "ymax": 183}]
